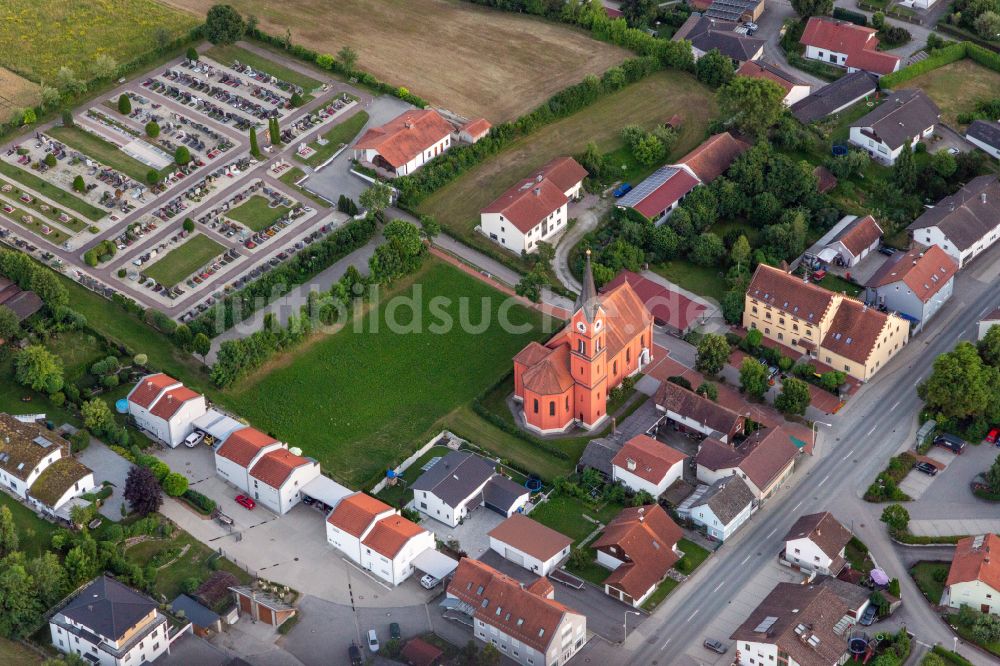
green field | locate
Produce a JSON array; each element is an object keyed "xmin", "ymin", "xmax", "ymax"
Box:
[
  {"xmin": 144, "ymin": 234, "xmax": 225, "ymax": 287},
  {"xmin": 650, "ymin": 261, "xmax": 728, "ymax": 303},
  {"xmin": 0, "ymin": 0, "xmax": 199, "ymax": 82},
  {"xmin": 294, "ymin": 111, "xmax": 369, "ymax": 167},
  {"xmin": 0, "ymin": 163, "xmax": 105, "ymax": 222},
  {"xmin": 227, "ymin": 195, "xmax": 291, "ymax": 231},
  {"xmin": 0, "ymin": 493, "xmax": 58, "ymax": 558},
  {"xmin": 220, "ymin": 259, "xmax": 547, "ymax": 486},
  {"xmin": 910, "ymin": 561, "xmax": 949, "ymax": 604},
  {"xmin": 530, "ymin": 494, "xmax": 625, "ymax": 546},
  {"xmin": 47, "ymin": 125, "xmax": 161, "ymax": 184},
  {"xmin": 899, "ymin": 59, "xmax": 1000, "ymax": 128},
  {"xmin": 206, "ymin": 43, "xmax": 322, "ymax": 93}
]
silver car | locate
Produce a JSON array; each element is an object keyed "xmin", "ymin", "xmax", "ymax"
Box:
[{"xmin": 704, "ymin": 638, "xmax": 728, "ymax": 654}]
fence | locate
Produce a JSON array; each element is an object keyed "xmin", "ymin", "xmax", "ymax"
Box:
[{"xmin": 369, "ymin": 430, "xmax": 462, "ymax": 494}]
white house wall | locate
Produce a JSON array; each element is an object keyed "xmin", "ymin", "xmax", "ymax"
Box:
[
  {"xmin": 481, "ymin": 203, "xmax": 569, "ymax": 255},
  {"xmin": 163, "ymin": 397, "xmax": 207, "ymax": 447},
  {"xmin": 612, "ymin": 462, "xmax": 682, "ymax": 497},
  {"xmin": 362, "ymin": 530, "xmax": 435, "ymax": 586},
  {"xmin": 805, "ymin": 45, "xmax": 847, "ymax": 67},
  {"xmin": 489, "ymin": 537, "xmax": 569, "ymax": 576},
  {"xmin": 967, "ymin": 134, "xmax": 1000, "ymax": 159},
  {"xmin": 944, "ymin": 579, "xmax": 1000, "ymax": 614},
  {"xmin": 45, "ymin": 472, "xmax": 96, "ymax": 513},
  {"xmin": 785, "ymin": 536, "xmax": 835, "ymax": 573}
]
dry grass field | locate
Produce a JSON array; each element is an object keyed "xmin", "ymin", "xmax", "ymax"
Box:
[
  {"xmin": 157, "ymin": 0, "xmax": 630, "ymax": 121},
  {"xmin": 0, "ymin": 67, "xmax": 40, "ymax": 122},
  {"xmin": 900, "ymin": 59, "xmax": 1000, "ymax": 128}
]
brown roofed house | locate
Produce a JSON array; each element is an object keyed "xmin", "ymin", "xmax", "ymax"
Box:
[
  {"xmin": 817, "ymin": 215, "xmax": 882, "ymax": 268},
  {"xmin": 611, "ymin": 434, "xmax": 687, "ymax": 497},
  {"xmin": 783, "ymin": 512, "xmax": 852, "ymax": 575},
  {"xmin": 488, "ymin": 514, "xmax": 573, "ymax": 576},
  {"xmin": 677, "ymin": 131, "xmax": 751, "ymax": 183},
  {"xmin": 353, "ymin": 109, "xmax": 454, "ymax": 177},
  {"xmin": 865, "ymin": 244, "xmax": 957, "ymax": 325},
  {"xmin": 655, "ymin": 381, "xmax": 745, "ymax": 443},
  {"xmin": 908, "ymin": 175, "xmax": 1000, "ymax": 269}
]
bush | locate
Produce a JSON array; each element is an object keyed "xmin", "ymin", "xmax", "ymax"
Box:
[
  {"xmin": 117, "ymin": 94, "xmax": 131, "ymax": 114},
  {"xmin": 833, "ymin": 7, "xmax": 868, "ymax": 25},
  {"xmin": 277, "ymin": 614, "xmax": 300, "ymax": 635},
  {"xmin": 161, "ymin": 472, "xmax": 189, "ymax": 497},
  {"xmin": 181, "ymin": 489, "xmax": 216, "ymax": 514},
  {"xmin": 145, "ymin": 121, "xmax": 160, "ymax": 138},
  {"xmin": 73, "ymin": 175, "xmax": 86, "ymax": 192},
  {"xmin": 44, "ymin": 153, "xmax": 57, "ymax": 168},
  {"xmin": 174, "ymin": 145, "xmax": 190, "ymax": 165}
]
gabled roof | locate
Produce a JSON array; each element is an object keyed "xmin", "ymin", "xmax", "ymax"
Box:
[
  {"xmin": 617, "ymin": 165, "xmax": 700, "ymax": 219},
  {"xmin": 695, "ymin": 474, "xmax": 754, "ymax": 524},
  {"xmin": 354, "ymin": 109, "xmax": 453, "ymax": 168},
  {"xmin": 483, "ymin": 475, "xmax": 529, "ymax": 513},
  {"xmin": 249, "ymin": 448, "xmax": 312, "ymax": 489},
  {"xmin": 361, "ymin": 514, "xmax": 427, "ymax": 558},
  {"xmin": 149, "ymin": 386, "xmax": 202, "ymax": 420},
  {"xmin": 60, "ymin": 575, "xmax": 157, "ymax": 641},
  {"xmin": 819, "ymin": 298, "xmax": 892, "ymax": 364},
  {"xmin": 790, "ymin": 71, "xmax": 878, "ymax": 123},
  {"xmin": 736, "ymin": 60, "xmax": 808, "ymax": 94},
  {"xmin": 947, "ymin": 534, "xmax": 1000, "ymax": 593},
  {"xmin": 655, "ymin": 381, "xmax": 743, "ymax": 438},
  {"xmin": 29, "ymin": 456, "xmax": 91, "ymax": 508},
  {"xmin": 128, "ymin": 373, "xmax": 178, "ymax": 409},
  {"xmin": 0, "ymin": 413, "xmax": 65, "ymax": 481},
  {"xmin": 488, "ymin": 514, "xmax": 573, "ymax": 562},
  {"xmin": 983, "ymin": 307, "xmax": 1000, "ymax": 324},
  {"xmin": 967, "ymin": 119, "xmax": 1000, "ymax": 149},
  {"xmin": 678, "ymin": 131, "xmax": 751, "ymax": 183},
  {"xmin": 830, "ymin": 215, "xmax": 882, "ymax": 257},
  {"xmin": 0, "ymin": 284, "xmax": 42, "ymax": 321},
  {"xmin": 784, "ymin": 512, "xmax": 852, "ymax": 559},
  {"xmin": 460, "ymin": 118, "xmax": 492, "ymax": 140},
  {"xmin": 747, "ymin": 264, "xmax": 837, "ymax": 324},
  {"xmin": 695, "ymin": 436, "xmax": 745, "ymax": 471},
  {"xmin": 852, "ymin": 90, "xmax": 939, "ymax": 150},
  {"xmin": 215, "ymin": 427, "xmax": 279, "ymax": 468},
  {"xmin": 482, "ymin": 176, "xmax": 567, "ymax": 234},
  {"xmin": 800, "ymin": 17, "xmax": 900, "ymax": 75},
  {"xmin": 599, "ymin": 280, "xmax": 654, "ymax": 357},
  {"xmin": 908, "ymin": 175, "xmax": 1000, "ymax": 251},
  {"xmin": 410, "ymin": 450, "xmax": 495, "ymax": 508},
  {"xmin": 540, "ymin": 156, "xmax": 590, "ymax": 193},
  {"xmin": 170, "ymin": 594, "xmax": 220, "ymax": 629},
  {"xmin": 865, "ymin": 244, "xmax": 957, "ymax": 303},
  {"xmin": 601, "ymin": 270, "xmax": 707, "ymax": 332},
  {"xmin": 592, "ymin": 504, "xmax": 683, "ymax": 600},
  {"xmin": 401, "ymin": 637, "xmax": 444, "ymax": 666},
  {"xmin": 674, "ymin": 16, "xmax": 766, "ymax": 62},
  {"xmin": 612, "ymin": 434, "xmax": 687, "ymax": 484},
  {"xmin": 326, "ymin": 492, "xmax": 394, "ymax": 537},
  {"xmin": 737, "ymin": 427, "xmax": 800, "ymax": 491}
]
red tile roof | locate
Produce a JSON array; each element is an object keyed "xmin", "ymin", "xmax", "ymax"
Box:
[
  {"xmin": 747, "ymin": 264, "xmax": 837, "ymax": 325},
  {"xmin": 602, "ymin": 270, "xmax": 706, "ymax": 332},
  {"xmin": 612, "ymin": 434, "xmax": 686, "ymax": 485},
  {"xmin": 149, "ymin": 386, "xmax": 201, "ymax": 420},
  {"xmin": 866, "ymin": 244, "xmax": 957, "ymax": 303},
  {"xmin": 678, "ymin": 132, "xmax": 751, "ymax": 183},
  {"xmin": 736, "ymin": 427, "xmax": 800, "ymax": 491},
  {"xmin": 525, "ymin": 577, "xmax": 554, "ymax": 598},
  {"xmin": 592, "ymin": 504, "xmax": 682, "ymax": 600},
  {"xmin": 361, "ymin": 514, "xmax": 427, "ymax": 558},
  {"xmin": 482, "ymin": 157, "xmax": 586, "ymax": 233},
  {"xmin": 736, "ymin": 60, "xmax": 803, "ymax": 94},
  {"xmin": 521, "ymin": 345, "xmax": 574, "ymax": 395},
  {"xmin": 947, "ymin": 534, "xmax": 1000, "ymax": 594},
  {"xmin": 128, "ymin": 374, "xmax": 177, "ymax": 409},
  {"xmin": 354, "ymin": 110, "xmax": 453, "ymax": 168},
  {"xmin": 401, "ymin": 637, "xmax": 443, "ymax": 666},
  {"xmin": 326, "ymin": 492, "xmax": 393, "ymax": 538},
  {"xmin": 819, "ymin": 298, "xmax": 892, "ymax": 364},
  {"xmin": 833, "ymin": 215, "xmax": 882, "ymax": 257},
  {"xmin": 216, "ymin": 427, "xmax": 279, "ymax": 468},
  {"xmin": 460, "ymin": 118, "xmax": 492, "ymax": 140},
  {"xmin": 631, "ymin": 167, "xmax": 699, "ymax": 220},
  {"xmin": 249, "ymin": 448, "xmax": 311, "ymax": 489},
  {"xmin": 488, "ymin": 515, "xmax": 573, "ymax": 562},
  {"xmin": 800, "ymin": 17, "xmax": 900, "ymax": 75}
]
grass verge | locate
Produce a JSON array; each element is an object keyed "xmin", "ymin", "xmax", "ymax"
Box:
[
  {"xmin": 910, "ymin": 561, "xmax": 949, "ymax": 604},
  {"xmin": 294, "ymin": 110, "xmax": 368, "ymax": 167},
  {"xmin": 143, "ymin": 234, "xmax": 225, "ymax": 287},
  {"xmin": 226, "ymin": 194, "xmax": 291, "ymax": 231}
]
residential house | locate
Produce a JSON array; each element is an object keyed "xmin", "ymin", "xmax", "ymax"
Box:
[
  {"xmin": 458, "ymin": 118, "xmax": 492, "ymax": 144},
  {"xmin": 28, "ymin": 457, "xmax": 96, "ymax": 517},
  {"xmin": 654, "ymin": 380, "xmax": 746, "ymax": 444},
  {"xmin": 49, "ymin": 575, "xmax": 173, "ymax": 666},
  {"xmin": 966, "ymin": 119, "xmax": 1000, "ymax": 160},
  {"xmin": 513, "ymin": 253, "xmax": 653, "ymax": 433},
  {"xmin": 673, "ymin": 16, "xmax": 766, "ymax": 63},
  {"xmin": 352, "ymin": 109, "xmax": 454, "ymax": 177},
  {"xmin": 601, "ymin": 270, "xmax": 709, "ymax": 336},
  {"xmin": 817, "ymin": 576, "xmax": 872, "ymax": 622},
  {"xmin": 246, "ymin": 447, "xmax": 321, "ymax": 515},
  {"xmin": 445, "ymin": 558, "xmax": 587, "ymax": 666},
  {"xmin": 401, "ymin": 637, "xmax": 445, "ymax": 666},
  {"xmin": 731, "ymin": 582, "xmax": 851, "ymax": 666},
  {"xmin": 743, "ymin": 264, "xmax": 910, "ymax": 382},
  {"xmin": 410, "ymin": 450, "xmax": 529, "ymax": 527},
  {"xmin": 213, "ymin": 426, "xmax": 285, "ymax": 494},
  {"xmin": 800, "ymin": 17, "xmax": 901, "ymax": 76},
  {"xmin": 617, "ymin": 132, "xmax": 749, "ymax": 224},
  {"xmin": 814, "ymin": 215, "xmax": 883, "ymax": 268},
  {"xmin": 736, "ymin": 60, "xmax": 810, "ymax": 107},
  {"xmin": 783, "ymin": 512, "xmax": 853, "ymax": 575},
  {"xmin": 790, "ymin": 71, "xmax": 879, "ymax": 124},
  {"xmin": 0, "ymin": 278, "xmax": 43, "ymax": 321},
  {"xmin": 592, "ymin": 504, "xmax": 684, "ymax": 607},
  {"xmin": 694, "ymin": 427, "xmax": 799, "ymax": 501},
  {"xmin": 849, "ymin": 90, "xmax": 940, "ymax": 165},
  {"xmin": 942, "ymin": 534, "xmax": 1000, "ymax": 614},
  {"xmin": 488, "ymin": 514, "xmax": 573, "ymax": 576},
  {"xmin": 611, "ymin": 434, "xmax": 687, "ymax": 497},
  {"xmin": 689, "ymin": 474, "xmax": 755, "ymax": 541},
  {"xmin": 980, "ymin": 307, "xmax": 1000, "ymax": 341},
  {"xmin": 479, "ymin": 156, "xmax": 587, "ymax": 254},
  {"xmin": 908, "ymin": 175, "xmax": 1000, "ymax": 268},
  {"xmin": 865, "ymin": 244, "xmax": 958, "ymax": 327},
  {"xmin": 127, "ymin": 374, "xmax": 207, "ymax": 447}
]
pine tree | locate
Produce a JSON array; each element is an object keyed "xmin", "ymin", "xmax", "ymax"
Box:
[{"xmin": 249, "ymin": 126, "xmax": 260, "ymax": 158}]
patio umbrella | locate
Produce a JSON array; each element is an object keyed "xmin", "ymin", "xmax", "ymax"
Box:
[{"xmin": 870, "ymin": 568, "xmax": 890, "ymax": 586}]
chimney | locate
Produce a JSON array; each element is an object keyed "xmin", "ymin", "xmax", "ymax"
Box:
[
  {"xmin": 536, "ymin": 174, "xmax": 543, "ymax": 183},
  {"xmin": 404, "ymin": 121, "xmax": 412, "ymax": 129},
  {"xmin": 626, "ymin": 458, "xmax": 637, "ymax": 472},
  {"xmin": 816, "ymin": 528, "xmax": 821, "ymax": 537},
  {"xmin": 533, "ymin": 187, "xmax": 540, "ymax": 196},
  {"xmin": 982, "ymin": 193, "xmax": 988, "ymax": 204},
  {"xmin": 638, "ymin": 507, "xmax": 645, "ymax": 521}
]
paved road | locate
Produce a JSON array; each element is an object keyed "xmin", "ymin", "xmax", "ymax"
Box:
[
  {"xmin": 552, "ymin": 194, "xmax": 608, "ymax": 293},
  {"xmin": 606, "ymin": 239, "xmax": 1000, "ymax": 666}
]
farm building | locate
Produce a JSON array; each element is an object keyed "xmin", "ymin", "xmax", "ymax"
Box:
[
  {"xmin": 908, "ymin": 176, "xmax": 1000, "ymax": 268},
  {"xmin": 800, "ymin": 17, "xmax": 901, "ymax": 76}
]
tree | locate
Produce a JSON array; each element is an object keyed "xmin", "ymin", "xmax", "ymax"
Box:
[
  {"xmin": 880, "ymin": 503, "xmax": 910, "ymax": 533},
  {"xmin": 249, "ymin": 126, "xmax": 260, "ymax": 158},
  {"xmin": 55, "ymin": 67, "xmax": 86, "ymax": 98},
  {"xmin": 205, "ymin": 4, "xmax": 246, "ymax": 44},
  {"xmin": 690, "ymin": 232, "xmax": 725, "ymax": 266},
  {"xmin": 972, "ymin": 611, "xmax": 1000, "ymax": 643},
  {"xmin": 182, "ymin": 217, "xmax": 195, "ymax": 233},
  {"xmin": 117, "ymin": 94, "xmax": 131, "ymax": 115},
  {"xmin": 746, "ymin": 328, "xmax": 763, "ymax": 348},
  {"xmin": 359, "ymin": 181, "xmax": 393, "ymax": 215},
  {"xmin": 28, "ymin": 552, "xmax": 67, "ymax": 607},
  {"xmin": 124, "ymin": 466, "xmax": 162, "ymax": 516},
  {"xmin": 740, "ymin": 357, "xmax": 769, "ymax": 399},
  {"xmin": 21, "ymin": 109, "xmax": 36, "ymax": 126},
  {"xmin": 146, "ymin": 169, "xmax": 159, "ymax": 186},
  {"xmin": 192, "ymin": 333, "xmax": 211, "ymax": 362},
  {"xmin": 337, "ymin": 45, "xmax": 358, "ymax": 72},
  {"xmin": 72, "ymin": 175, "xmax": 85, "ymax": 192},
  {"xmin": 775, "ymin": 377, "xmax": 811, "ymax": 415},
  {"xmin": 162, "ymin": 472, "xmax": 189, "ymax": 497},
  {"xmin": 696, "ymin": 381, "xmax": 719, "ymax": 401},
  {"xmin": 14, "ymin": 345, "xmax": 64, "ymax": 393},
  {"xmin": 0, "ymin": 307, "xmax": 21, "ymax": 342},
  {"xmin": 718, "ymin": 77, "xmax": 786, "ymax": 139},
  {"xmin": 721, "ymin": 290, "xmax": 745, "ymax": 324},
  {"xmin": 515, "ymin": 266, "xmax": 547, "ymax": 303},
  {"xmin": 480, "ymin": 643, "xmax": 502, "ymax": 666},
  {"xmin": 173, "ymin": 323, "xmax": 193, "ymax": 350},
  {"xmin": 418, "ymin": 215, "xmax": 440, "ymax": 240},
  {"xmin": 269, "ymin": 117, "xmax": 280, "ymax": 145},
  {"xmin": 0, "ymin": 560, "xmax": 43, "ymax": 638},
  {"xmin": 90, "ymin": 54, "xmax": 118, "ymax": 80},
  {"xmin": 730, "ymin": 234, "xmax": 751, "ymax": 271},
  {"xmin": 620, "ymin": 0, "xmax": 658, "ymax": 26},
  {"xmin": 696, "ymin": 334, "xmax": 731, "ymax": 375},
  {"xmin": 0, "ymin": 506, "xmax": 18, "ymax": 557},
  {"xmin": 696, "ymin": 49, "xmax": 735, "ymax": 88},
  {"xmin": 918, "ymin": 342, "xmax": 993, "ymax": 420},
  {"xmin": 893, "ymin": 147, "xmax": 917, "ymax": 193},
  {"xmin": 145, "ymin": 121, "xmax": 160, "ymax": 138},
  {"xmin": 872, "ymin": 11, "xmax": 886, "ymax": 29},
  {"xmin": 979, "ymin": 324, "xmax": 1000, "ymax": 367},
  {"xmin": 975, "ymin": 10, "xmax": 1000, "ymax": 38},
  {"xmin": 791, "ymin": 0, "xmax": 833, "ymax": 16},
  {"xmin": 174, "ymin": 145, "xmax": 191, "ymax": 165},
  {"xmin": 80, "ymin": 398, "xmax": 115, "ymax": 435}
]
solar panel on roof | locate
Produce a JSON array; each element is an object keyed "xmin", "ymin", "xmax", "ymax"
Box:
[
  {"xmin": 617, "ymin": 166, "xmax": 681, "ymax": 208},
  {"xmin": 754, "ymin": 616, "xmax": 779, "ymax": 633}
]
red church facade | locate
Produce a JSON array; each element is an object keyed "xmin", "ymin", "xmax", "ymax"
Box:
[{"xmin": 513, "ymin": 256, "xmax": 654, "ymax": 433}]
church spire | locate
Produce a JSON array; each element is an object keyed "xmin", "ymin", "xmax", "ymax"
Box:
[{"xmin": 576, "ymin": 249, "xmax": 600, "ymax": 322}]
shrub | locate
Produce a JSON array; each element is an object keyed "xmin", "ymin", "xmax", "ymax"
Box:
[
  {"xmin": 833, "ymin": 7, "xmax": 868, "ymax": 25},
  {"xmin": 72, "ymin": 175, "xmax": 86, "ymax": 192},
  {"xmin": 145, "ymin": 121, "xmax": 160, "ymax": 138},
  {"xmin": 44, "ymin": 153, "xmax": 56, "ymax": 168},
  {"xmin": 118, "ymin": 94, "xmax": 131, "ymax": 114},
  {"xmin": 181, "ymin": 489, "xmax": 216, "ymax": 514},
  {"xmin": 186, "ymin": 46, "xmax": 199, "ymax": 62},
  {"xmin": 162, "ymin": 472, "xmax": 189, "ymax": 497},
  {"xmin": 174, "ymin": 146, "xmax": 190, "ymax": 165}
]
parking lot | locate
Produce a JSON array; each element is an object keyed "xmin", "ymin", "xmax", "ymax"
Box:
[
  {"xmin": 898, "ymin": 446, "xmax": 956, "ymax": 500},
  {"xmin": 905, "ymin": 440, "xmax": 1000, "ymax": 527}
]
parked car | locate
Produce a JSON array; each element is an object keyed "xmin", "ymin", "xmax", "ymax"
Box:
[
  {"xmin": 934, "ymin": 433, "xmax": 966, "ymax": 454},
  {"xmin": 183, "ymin": 431, "xmax": 204, "ymax": 448},
  {"xmin": 878, "ymin": 246, "xmax": 895, "ymax": 256},
  {"xmin": 703, "ymin": 638, "xmax": 727, "ymax": 654},
  {"xmin": 914, "ymin": 461, "xmax": 938, "ymax": 476},
  {"xmin": 420, "ymin": 574, "xmax": 440, "ymax": 589},
  {"xmin": 367, "ymin": 629, "xmax": 379, "ymax": 652},
  {"xmin": 860, "ymin": 604, "xmax": 878, "ymax": 626},
  {"xmin": 986, "ymin": 427, "xmax": 999, "ymax": 445},
  {"xmin": 348, "ymin": 643, "xmax": 363, "ymax": 665},
  {"xmin": 612, "ymin": 182, "xmax": 632, "ymax": 198},
  {"xmin": 235, "ymin": 494, "xmax": 256, "ymax": 510},
  {"xmin": 390, "ymin": 622, "xmax": 401, "ymax": 640}
]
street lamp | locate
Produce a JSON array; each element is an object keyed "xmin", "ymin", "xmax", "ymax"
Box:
[
  {"xmin": 812, "ymin": 421, "xmax": 832, "ymax": 455},
  {"xmin": 623, "ymin": 610, "xmax": 641, "ymax": 642}
]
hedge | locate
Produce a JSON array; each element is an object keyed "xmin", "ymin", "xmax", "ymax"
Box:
[
  {"xmin": 181, "ymin": 489, "xmax": 216, "ymax": 515},
  {"xmin": 833, "ymin": 7, "xmax": 868, "ymax": 25},
  {"xmin": 879, "ymin": 42, "xmax": 1000, "ymax": 88},
  {"xmin": 931, "ymin": 646, "xmax": 974, "ymax": 666},
  {"xmin": 891, "ymin": 530, "xmax": 964, "ymax": 544}
]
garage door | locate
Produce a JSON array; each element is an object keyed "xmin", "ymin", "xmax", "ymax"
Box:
[{"xmin": 505, "ymin": 548, "xmax": 524, "ymax": 566}]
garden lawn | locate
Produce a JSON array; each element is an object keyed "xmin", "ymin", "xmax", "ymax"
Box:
[
  {"xmin": 910, "ymin": 561, "xmax": 949, "ymax": 604},
  {"xmin": 48, "ymin": 329, "xmax": 107, "ymax": 383},
  {"xmin": 0, "ymin": 637, "xmax": 39, "ymax": 664},
  {"xmin": 125, "ymin": 529, "xmax": 251, "ymax": 601},
  {"xmin": 227, "ymin": 195, "xmax": 291, "ymax": 231},
  {"xmin": 899, "ymin": 60, "xmax": 1000, "ymax": 128},
  {"xmin": 649, "ymin": 260, "xmax": 727, "ymax": 303},
  {"xmin": 278, "ymin": 167, "xmax": 330, "ymax": 208},
  {"xmin": 294, "ymin": 111, "xmax": 369, "ymax": 167},
  {"xmin": 418, "ymin": 70, "xmax": 716, "ymax": 254},
  {"xmin": 0, "ymin": 0, "xmax": 198, "ymax": 82},
  {"xmin": 530, "ymin": 494, "xmax": 624, "ymax": 546},
  {"xmin": 144, "ymin": 234, "xmax": 225, "ymax": 287},
  {"xmin": 0, "ymin": 492, "xmax": 58, "ymax": 558},
  {"xmin": 47, "ymin": 125, "xmax": 159, "ymax": 184},
  {"xmin": 817, "ymin": 273, "xmax": 861, "ymax": 298},
  {"xmin": 219, "ymin": 259, "xmax": 547, "ymax": 487},
  {"xmin": 0, "ymin": 164, "xmax": 105, "ymax": 221},
  {"xmin": 377, "ymin": 445, "xmax": 452, "ymax": 507},
  {"xmin": 205, "ymin": 43, "xmax": 322, "ymax": 92}
]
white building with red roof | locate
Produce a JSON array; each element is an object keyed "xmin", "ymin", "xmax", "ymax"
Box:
[
  {"xmin": 247, "ymin": 447, "xmax": 321, "ymax": 515},
  {"xmin": 611, "ymin": 434, "xmax": 687, "ymax": 497},
  {"xmin": 942, "ymin": 534, "xmax": 1000, "ymax": 614},
  {"xmin": 458, "ymin": 118, "xmax": 492, "ymax": 144},
  {"xmin": 352, "ymin": 109, "xmax": 454, "ymax": 177},
  {"xmin": 865, "ymin": 244, "xmax": 957, "ymax": 327},
  {"xmin": 800, "ymin": 17, "xmax": 901, "ymax": 76},
  {"xmin": 479, "ymin": 156, "xmax": 587, "ymax": 254},
  {"xmin": 213, "ymin": 426, "xmax": 285, "ymax": 494},
  {"xmin": 126, "ymin": 374, "xmax": 207, "ymax": 447},
  {"xmin": 736, "ymin": 61, "xmax": 811, "ymax": 107}
]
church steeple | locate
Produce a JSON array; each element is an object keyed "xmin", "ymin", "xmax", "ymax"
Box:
[{"xmin": 576, "ymin": 249, "xmax": 600, "ymax": 322}]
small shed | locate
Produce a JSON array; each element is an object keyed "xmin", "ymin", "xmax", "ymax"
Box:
[
  {"xmin": 229, "ymin": 586, "xmax": 296, "ymax": 627},
  {"xmin": 402, "ymin": 637, "xmax": 444, "ymax": 666}
]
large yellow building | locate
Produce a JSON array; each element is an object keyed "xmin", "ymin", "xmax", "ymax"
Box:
[{"xmin": 743, "ymin": 265, "xmax": 909, "ymax": 382}]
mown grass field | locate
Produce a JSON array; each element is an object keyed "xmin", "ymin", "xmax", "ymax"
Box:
[
  {"xmin": 47, "ymin": 125, "xmax": 160, "ymax": 184},
  {"xmin": 144, "ymin": 234, "xmax": 225, "ymax": 287},
  {"xmin": 899, "ymin": 59, "xmax": 1000, "ymax": 128},
  {"xmin": 418, "ymin": 70, "xmax": 716, "ymax": 254},
  {"xmin": 158, "ymin": 0, "xmax": 629, "ymax": 121},
  {"xmin": 220, "ymin": 259, "xmax": 547, "ymax": 486},
  {"xmin": 0, "ymin": 0, "xmax": 198, "ymax": 82},
  {"xmin": 0, "ymin": 164, "xmax": 106, "ymax": 222},
  {"xmin": 295, "ymin": 111, "xmax": 368, "ymax": 167},
  {"xmin": 0, "ymin": 67, "xmax": 40, "ymax": 123},
  {"xmin": 0, "ymin": 493, "xmax": 58, "ymax": 558},
  {"xmin": 227, "ymin": 195, "xmax": 290, "ymax": 231}
]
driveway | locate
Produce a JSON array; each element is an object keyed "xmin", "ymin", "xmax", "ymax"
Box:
[
  {"xmin": 552, "ymin": 195, "xmax": 608, "ymax": 293},
  {"xmin": 421, "ymin": 508, "xmax": 506, "ymax": 560},
  {"xmin": 76, "ymin": 441, "xmax": 131, "ymax": 520}
]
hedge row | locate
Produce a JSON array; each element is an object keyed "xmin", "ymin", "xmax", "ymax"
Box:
[
  {"xmin": 833, "ymin": 7, "xmax": 868, "ymax": 26},
  {"xmin": 880, "ymin": 42, "xmax": 971, "ymax": 87},
  {"xmin": 891, "ymin": 530, "xmax": 964, "ymax": 544},
  {"xmin": 931, "ymin": 646, "xmax": 974, "ymax": 666},
  {"xmin": 181, "ymin": 489, "xmax": 216, "ymax": 515}
]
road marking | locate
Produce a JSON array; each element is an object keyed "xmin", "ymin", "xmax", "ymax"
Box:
[
  {"xmin": 741, "ymin": 553, "xmax": 752, "ymax": 565},
  {"xmin": 793, "ymin": 500, "xmax": 803, "ymax": 512},
  {"xmin": 766, "ymin": 527, "xmax": 777, "ymax": 538},
  {"xmin": 866, "ymin": 425, "xmax": 877, "ymax": 436},
  {"xmin": 817, "ymin": 473, "xmax": 830, "ymax": 488},
  {"xmin": 660, "ymin": 638, "xmax": 672, "ymax": 650},
  {"xmin": 686, "ymin": 609, "xmax": 700, "ymax": 623},
  {"xmin": 891, "ymin": 400, "xmax": 901, "ymax": 410},
  {"xmin": 712, "ymin": 581, "xmax": 726, "ymax": 593}
]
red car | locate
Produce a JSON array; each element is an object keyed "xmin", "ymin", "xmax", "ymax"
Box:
[
  {"xmin": 987, "ymin": 428, "xmax": 1000, "ymax": 445},
  {"xmin": 235, "ymin": 494, "xmax": 256, "ymax": 510}
]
